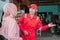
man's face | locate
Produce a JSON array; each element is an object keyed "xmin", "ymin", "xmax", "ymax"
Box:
[{"xmin": 29, "ymin": 8, "xmax": 37, "ymax": 14}]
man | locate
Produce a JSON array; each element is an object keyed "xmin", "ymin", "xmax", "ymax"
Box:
[{"xmin": 18, "ymin": 4, "xmax": 56, "ymax": 40}]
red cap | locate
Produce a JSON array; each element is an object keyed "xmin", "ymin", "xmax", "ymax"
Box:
[{"xmin": 29, "ymin": 4, "xmax": 38, "ymax": 10}]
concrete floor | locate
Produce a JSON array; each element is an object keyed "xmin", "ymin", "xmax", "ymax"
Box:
[
  {"xmin": 0, "ymin": 30, "xmax": 60, "ymax": 40},
  {"xmin": 37, "ymin": 35, "xmax": 60, "ymax": 40},
  {"xmin": 36, "ymin": 30, "xmax": 60, "ymax": 40}
]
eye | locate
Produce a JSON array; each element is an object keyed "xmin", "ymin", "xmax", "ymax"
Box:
[{"xmin": 32, "ymin": 8, "xmax": 35, "ymax": 9}]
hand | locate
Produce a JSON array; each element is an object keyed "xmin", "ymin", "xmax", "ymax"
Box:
[
  {"xmin": 23, "ymin": 30, "xmax": 28, "ymax": 36},
  {"xmin": 20, "ymin": 37, "xmax": 23, "ymax": 40},
  {"xmin": 48, "ymin": 23, "xmax": 56, "ymax": 27}
]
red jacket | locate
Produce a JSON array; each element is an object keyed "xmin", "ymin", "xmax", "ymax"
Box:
[{"xmin": 17, "ymin": 13, "xmax": 49, "ymax": 40}]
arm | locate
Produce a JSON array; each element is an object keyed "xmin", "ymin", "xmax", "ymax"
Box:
[
  {"xmin": 37, "ymin": 19, "xmax": 49, "ymax": 31},
  {"xmin": 37, "ymin": 18, "xmax": 56, "ymax": 31},
  {"xmin": 17, "ymin": 14, "xmax": 28, "ymax": 36},
  {"xmin": 17, "ymin": 14, "xmax": 25, "ymax": 32},
  {"xmin": 17, "ymin": 14, "xmax": 24, "ymax": 25}
]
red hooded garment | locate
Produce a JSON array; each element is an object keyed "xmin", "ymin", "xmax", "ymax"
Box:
[{"xmin": 18, "ymin": 13, "xmax": 49, "ymax": 40}]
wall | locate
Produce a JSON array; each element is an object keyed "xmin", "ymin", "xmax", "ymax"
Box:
[
  {"xmin": 38, "ymin": 5, "xmax": 59, "ymax": 15},
  {"xmin": 0, "ymin": 0, "xmax": 9, "ymax": 22},
  {"xmin": 58, "ymin": 5, "xmax": 60, "ymax": 21}
]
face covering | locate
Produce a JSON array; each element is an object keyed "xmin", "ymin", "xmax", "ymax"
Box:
[
  {"xmin": 21, "ymin": 10, "xmax": 25, "ymax": 14},
  {"xmin": 29, "ymin": 8, "xmax": 37, "ymax": 13},
  {"xmin": 3, "ymin": 3, "xmax": 17, "ymax": 18}
]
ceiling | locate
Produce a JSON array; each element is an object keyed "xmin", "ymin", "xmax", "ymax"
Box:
[{"xmin": 29, "ymin": 0, "xmax": 59, "ymax": 5}]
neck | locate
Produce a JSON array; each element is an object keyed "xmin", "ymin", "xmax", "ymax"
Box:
[{"xmin": 30, "ymin": 12, "xmax": 34, "ymax": 18}]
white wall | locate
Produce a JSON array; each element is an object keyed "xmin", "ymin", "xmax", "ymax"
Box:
[
  {"xmin": 1, "ymin": 0, "xmax": 9, "ymax": 3},
  {"xmin": 5, "ymin": 0, "xmax": 9, "ymax": 3},
  {"xmin": 0, "ymin": 0, "xmax": 10, "ymax": 23}
]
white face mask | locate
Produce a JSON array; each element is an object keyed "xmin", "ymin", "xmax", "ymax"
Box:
[
  {"xmin": 29, "ymin": 8, "xmax": 36, "ymax": 14},
  {"xmin": 21, "ymin": 10, "xmax": 25, "ymax": 14}
]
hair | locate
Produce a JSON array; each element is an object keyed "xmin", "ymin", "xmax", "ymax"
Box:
[
  {"xmin": 20, "ymin": 4, "xmax": 29, "ymax": 13},
  {"xmin": 17, "ymin": 0, "xmax": 22, "ymax": 3}
]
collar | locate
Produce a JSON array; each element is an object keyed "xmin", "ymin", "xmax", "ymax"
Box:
[{"xmin": 27, "ymin": 13, "xmax": 37, "ymax": 19}]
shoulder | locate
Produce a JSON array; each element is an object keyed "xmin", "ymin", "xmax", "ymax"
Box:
[
  {"xmin": 36, "ymin": 16, "xmax": 42, "ymax": 22},
  {"xmin": 36, "ymin": 16, "xmax": 40, "ymax": 21},
  {"xmin": 24, "ymin": 14, "xmax": 27, "ymax": 18}
]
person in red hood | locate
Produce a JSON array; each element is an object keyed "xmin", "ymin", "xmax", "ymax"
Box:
[{"xmin": 17, "ymin": 4, "xmax": 56, "ymax": 40}]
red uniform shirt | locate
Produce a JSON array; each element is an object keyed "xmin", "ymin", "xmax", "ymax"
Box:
[{"xmin": 18, "ymin": 13, "xmax": 49, "ymax": 40}]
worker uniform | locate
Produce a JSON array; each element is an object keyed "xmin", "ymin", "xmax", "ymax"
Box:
[{"xmin": 18, "ymin": 13, "xmax": 49, "ymax": 40}]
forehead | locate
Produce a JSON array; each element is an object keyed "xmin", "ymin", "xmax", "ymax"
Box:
[{"xmin": 29, "ymin": 8, "xmax": 36, "ymax": 10}]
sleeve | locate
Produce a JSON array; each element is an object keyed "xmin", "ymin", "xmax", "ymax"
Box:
[
  {"xmin": 37, "ymin": 19, "xmax": 49, "ymax": 31},
  {"xmin": 8, "ymin": 20, "xmax": 20, "ymax": 38},
  {"xmin": 17, "ymin": 14, "xmax": 25, "ymax": 32},
  {"xmin": 11, "ymin": 21, "xmax": 19, "ymax": 37},
  {"xmin": 17, "ymin": 14, "xmax": 24, "ymax": 25}
]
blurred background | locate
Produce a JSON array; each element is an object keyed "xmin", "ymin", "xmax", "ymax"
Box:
[{"xmin": 0, "ymin": 0, "xmax": 60, "ymax": 40}]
